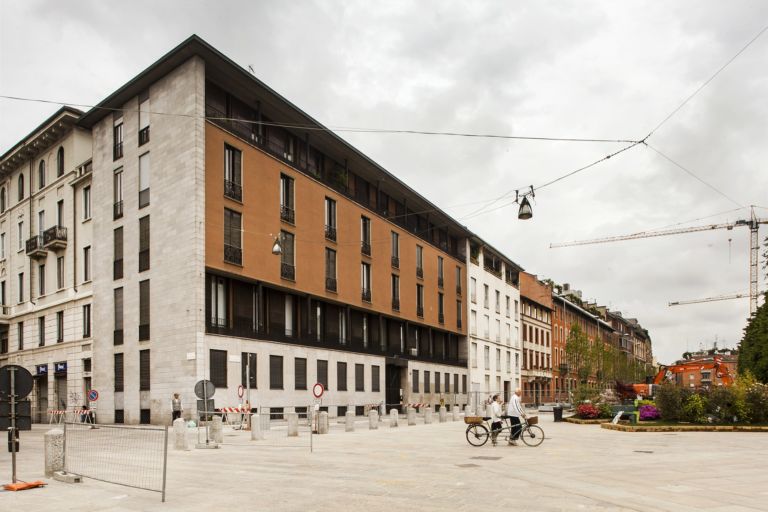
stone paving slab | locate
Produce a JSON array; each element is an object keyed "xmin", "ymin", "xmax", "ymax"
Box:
[{"xmin": 1, "ymin": 414, "xmax": 767, "ymax": 511}]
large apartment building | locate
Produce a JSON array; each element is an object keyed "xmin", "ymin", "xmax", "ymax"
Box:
[
  {"xmin": 465, "ymin": 237, "xmax": 522, "ymax": 404},
  {"xmin": 519, "ymin": 272, "xmax": 553, "ymax": 404},
  {"xmin": 0, "ymin": 107, "xmax": 94, "ymax": 421}
]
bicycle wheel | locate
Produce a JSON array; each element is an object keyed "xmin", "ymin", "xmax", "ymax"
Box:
[
  {"xmin": 521, "ymin": 425, "xmax": 545, "ymax": 447},
  {"xmin": 466, "ymin": 424, "xmax": 489, "ymax": 447}
]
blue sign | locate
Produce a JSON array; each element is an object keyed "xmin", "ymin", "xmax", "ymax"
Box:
[
  {"xmin": 54, "ymin": 361, "xmax": 67, "ymax": 373},
  {"xmin": 36, "ymin": 364, "xmax": 48, "ymax": 375},
  {"xmin": 87, "ymin": 389, "xmax": 99, "ymax": 402}
]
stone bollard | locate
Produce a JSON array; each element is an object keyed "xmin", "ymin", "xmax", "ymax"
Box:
[
  {"xmin": 261, "ymin": 413, "xmax": 271, "ymax": 431},
  {"xmin": 44, "ymin": 429, "xmax": 64, "ymax": 477},
  {"xmin": 380, "ymin": 403, "xmax": 386, "ymax": 418},
  {"xmin": 464, "ymin": 404, "xmax": 472, "ymax": 416},
  {"xmin": 407, "ymin": 407, "xmax": 416, "ymax": 426},
  {"xmin": 345, "ymin": 411, "xmax": 356, "ymax": 432},
  {"xmin": 173, "ymin": 418, "xmax": 189, "ymax": 450},
  {"xmin": 439, "ymin": 406, "xmax": 447, "ymax": 423},
  {"xmin": 318, "ymin": 412, "xmax": 329, "ymax": 434},
  {"xmin": 369, "ymin": 410, "xmax": 379, "ymax": 430},
  {"xmin": 389, "ymin": 409, "xmax": 399, "ymax": 427},
  {"xmin": 424, "ymin": 407, "xmax": 433, "ymax": 424},
  {"xmin": 211, "ymin": 416, "xmax": 223, "ymax": 443},
  {"xmin": 287, "ymin": 412, "xmax": 299, "ymax": 437},
  {"xmin": 452, "ymin": 406, "xmax": 460, "ymax": 421},
  {"xmin": 251, "ymin": 414, "xmax": 264, "ymax": 440}
]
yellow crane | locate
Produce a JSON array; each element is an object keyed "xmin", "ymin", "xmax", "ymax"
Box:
[{"xmin": 550, "ymin": 206, "xmax": 767, "ymax": 315}]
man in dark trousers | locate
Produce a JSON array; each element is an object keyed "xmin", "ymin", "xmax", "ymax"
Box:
[
  {"xmin": 171, "ymin": 393, "xmax": 183, "ymax": 422},
  {"xmin": 506, "ymin": 388, "xmax": 526, "ymax": 446}
]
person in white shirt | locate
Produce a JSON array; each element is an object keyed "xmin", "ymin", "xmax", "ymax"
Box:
[
  {"xmin": 490, "ymin": 394, "xmax": 504, "ymax": 445},
  {"xmin": 506, "ymin": 388, "xmax": 526, "ymax": 446}
]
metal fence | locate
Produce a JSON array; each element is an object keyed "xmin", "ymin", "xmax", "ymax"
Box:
[{"xmin": 64, "ymin": 422, "xmax": 169, "ymax": 502}]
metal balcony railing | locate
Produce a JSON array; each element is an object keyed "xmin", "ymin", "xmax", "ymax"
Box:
[
  {"xmin": 361, "ymin": 288, "xmax": 372, "ymax": 302},
  {"xmin": 113, "ymin": 200, "xmax": 124, "ymax": 220},
  {"xmin": 456, "ymin": 285, "xmax": 462, "ymax": 296},
  {"xmin": 280, "ymin": 205, "xmax": 295, "ymax": 224},
  {"xmin": 138, "ymin": 126, "xmax": 150, "ymax": 146},
  {"xmin": 325, "ymin": 277, "xmax": 337, "ymax": 292},
  {"xmin": 26, "ymin": 235, "xmax": 46, "ymax": 258},
  {"xmin": 361, "ymin": 241, "xmax": 371, "ymax": 256},
  {"xmin": 391, "ymin": 298, "xmax": 400, "ymax": 311},
  {"xmin": 113, "ymin": 142, "xmax": 123, "ymax": 160},
  {"xmin": 224, "ymin": 244, "xmax": 242, "ymax": 265},
  {"xmin": 281, "ymin": 263, "xmax": 295, "ymax": 280},
  {"xmin": 416, "ymin": 306, "xmax": 424, "ymax": 318},
  {"xmin": 416, "ymin": 267, "xmax": 424, "ymax": 279},
  {"xmin": 438, "ymin": 277, "xmax": 444, "ymax": 288},
  {"xmin": 438, "ymin": 313, "xmax": 444, "ymax": 324},
  {"xmin": 42, "ymin": 225, "xmax": 67, "ymax": 250},
  {"xmin": 224, "ymin": 180, "xmax": 242, "ymax": 201},
  {"xmin": 324, "ymin": 225, "xmax": 337, "ymax": 242}
]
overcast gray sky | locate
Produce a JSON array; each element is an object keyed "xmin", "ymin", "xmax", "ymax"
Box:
[{"xmin": 2, "ymin": 1, "xmax": 767, "ymax": 364}]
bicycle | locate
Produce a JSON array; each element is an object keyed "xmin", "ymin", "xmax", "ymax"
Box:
[{"xmin": 464, "ymin": 415, "xmax": 545, "ymax": 447}]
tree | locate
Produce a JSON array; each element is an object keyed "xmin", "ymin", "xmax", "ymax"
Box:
[
  {"xmin": 739, "ymin": 294, "xmax": 768, "ymax": 383},
  {"xmin": 566, "ymin": 325, "xmax": 593, "ymax": 384}
]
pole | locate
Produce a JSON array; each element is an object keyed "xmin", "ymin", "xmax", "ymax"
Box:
[
  {"xmin": 246, "ymin": 353, "xmax": 251, "ymax": 427},
  {"xmin": 161, "ymin": 426, "xmax": 168, "ymax": 502},
  {"xmin": 10, "ymin": 366, "xmax": 17, "ymax": 483}
]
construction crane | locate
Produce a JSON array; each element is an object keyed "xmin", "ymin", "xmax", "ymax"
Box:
[
  {"xmin": 669, "ymin": 292, "xmax": 748, "ymax": 307},
  {"xmin": 550, "ymin": 206, "xmax": 767, "ymax": 315}
]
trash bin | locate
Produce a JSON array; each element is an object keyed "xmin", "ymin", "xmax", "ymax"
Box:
[{"xmin": 553, "ymin": 405, "xmax": 563, "ymax": 422}]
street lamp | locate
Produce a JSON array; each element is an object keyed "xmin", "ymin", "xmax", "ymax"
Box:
[
  {"xmin": 271, "ymin": 236, "xmax": 282, "ymax": 255},
  {"xmin": 516, "ymin": 187, "xmax": 535, "ymax": 220}
]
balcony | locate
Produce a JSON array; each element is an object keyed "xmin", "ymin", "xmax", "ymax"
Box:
[
  {"xmin": 26, "ymin": 235, "xmax": 47, "ymax": 259},
  {"xmin": 138, "ymin": 126, "xmax": 150, "ymax": 146},
  {"xmin": 224, "ymin": 244, "xmax": 242, "ymax": 266},
  {"xmin": 113, "ymin": 201, "xmax": 124, "ymax": 220},
  {"xmin": 392, "ymin": 298, "xmax": 400, "ymax": 311},
  {"xmin": 0, "ymin": 305, "xmax": 11, "ymax": 324},
  {"xmin": 42, "ymin": 226, "xmax": 67, "ymax": 251},
  {"xmin": 224, "ymin": 180, "xmax": 242, "ymax": 202},
  {"xmin": 325, "ymin": 277, "xmax": 337, "ymax": 292},
  {"xmin": 438, "ymin": 277, "xmax": 444, "ymax": 288},
  {"xmin": 361, "ymin": 288, "xmax": 371, "ymax": 303},
  {"xmin": 361, "ymin": 241, "xmax": 371, "ymax": 257},
  {"xmin": 416, "ymin": 267, "xmax": 424, "ymax": 279},
  {"xmin": 438, "ymin": 313, "xmax": 444, "ymax": 324},
  {"xmin": 113, "ymin": 142, "xmax": 123, "ymax": 160},
  {"xmin": 325, "ymin": 225, "xmax": 337, "ymax": 242},
  {"xmin": 456, "ymin": 285, "xmax": 462, "ymax": 296},
  {"xmin": 113, "ymin": 329, "xmax": 124, "ymax": 345},
  {"xmin": 391, "ymin": 256, "xmax": 399, "ymax": 269},
  {"xmin": 281, "ymin": 262, "xmax": 295, "ymax": 281},
  {"xmin": 280, "ymin": 205, "xmax": 295, "ymax": 224},
  {"xmin": 417, "ymin": 306, "xmax": 424, "ymax": 318}
]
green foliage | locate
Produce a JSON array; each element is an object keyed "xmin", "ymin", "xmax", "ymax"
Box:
[
  {"xmin": 655, "ymin": 383, "xmax": 685, "ymax": 421},
  {"xmin": 744, "ymin": 382, "xmax": 768, "ymax": 423},
  {"xmin": 597, "ymin": 402, "xmax": 613, "ymax": 419},
  {"xmin": 738, "ymin": 293, "xmax": 768, "ymax": 383},
  {"xmin": 681, "ymin": 393, "xmax": 708, "ymax": 424},
  {"xmin": 573, "ymin": 383, "xmax": 599, "ymax": 404},
  {"xmin": 706, "ymin": 386, "xmax": 741, "ymax": 423}
]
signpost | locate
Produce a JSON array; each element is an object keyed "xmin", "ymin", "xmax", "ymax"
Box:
[{"xmin": 194, "ymin": 379, "xmax": 216, "ymax": 447}]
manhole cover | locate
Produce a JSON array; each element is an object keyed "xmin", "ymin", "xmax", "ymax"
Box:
[
  {"xmin": 470, "ymin": 456, "xmax": 502, "ymax": 461},
  {"xmin": 633, "ymin": 450, "xmax": 654, "ymax": 454},
  {"xmin": 456, "ymin": 463, "xmax": 480, "ymax": 468}
]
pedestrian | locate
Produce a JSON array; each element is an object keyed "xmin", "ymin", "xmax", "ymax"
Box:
[
  {"xmin": 171, "ymin": 393, "xmax": 183, "ymax": 422},
  {"xmin": 506, "ymin": 388, "xmax": 526, "ymax": 446},
  {"xmin": 490, "ymin": 394, "xmax": 504, "ymax": 445}
]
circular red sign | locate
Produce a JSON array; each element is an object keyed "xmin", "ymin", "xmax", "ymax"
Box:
[
  {"xmin": 237, "ymin": 385, "xmax": 244, "ymax": 398},
  {"xmin": 312, "ymin": 382, "xmax": 324, "ymax": 398}
]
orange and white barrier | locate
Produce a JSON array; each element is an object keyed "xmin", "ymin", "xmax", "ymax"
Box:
[{"xmin": 48, "ymin": 410, "xmax": 66, "ymax": 424}]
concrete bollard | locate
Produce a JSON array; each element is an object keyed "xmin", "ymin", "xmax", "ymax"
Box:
[
  {"xmin": 464, "ymin": 404, "xmax": 472, "ymax": 416},
  {"xmin": 345, "ymin": 411, "xmax": 356, "ymax": 432},
  {"xmin": 318, "ymin": 412, "xmax": 329, "ymax": 434},
  {"xmin": 407, "ymin": 407, "xmax": 416, "ymax": 426},
  {"xmin": 424, "ymin": 407, "xmax": 433, "ymax": 424},
  {"xmin": 369, "ymin": 410, "xmax": 379, "ymax": 430},
  {"xmin": 389, "ymin": 409, "xmax": 399, "ymax": 427},
  {"xmin": 452, "ymin": 406, "xmax": 460, "ymax": 421},
  {"xmin": 44, "ymin": 429, "xmax": 64, "ymax": 477},
  {"xmin": 251, "ymin": 414, "xmax": 264, "ymax": 440},
  {"xmin": 380, "ymin": 403, "xmax": 386, "ymax": 417},
  {"xmin": 211, "ymin": 416, "xmax": 223, "ymax": 443},
  {"xmin": 439, "ymin": 406, "xmax": 447, "ymax": 423},
  {"xmin": 261, "ymin": 413, "xmax": 271, "ymax": 431},
  {"xmin": 287, "ymin": 412, "xmax": 299, "ymax": 437},
  {"xmin": 173, "ymin": 418, "xmax": 189, "ymax": 450}
]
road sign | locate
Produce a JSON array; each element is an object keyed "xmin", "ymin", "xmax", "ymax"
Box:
[
  {"xmin": 237, "ymin": 385, "xmax": 244, "ymax": 398},
  {"xmin": 312, "ymin": 382, "xmax": 324, "ymax": 398},
  {"xmin": 0, "ymin": 365, "xmax": 33, "ymax": 401},
  {"xmin": 88, "ymin": 389, "xmax": 99, "ymax": 402},
  {"xmin": 194, "ymin": 379, "xmax": 216, "ymax": 399}
]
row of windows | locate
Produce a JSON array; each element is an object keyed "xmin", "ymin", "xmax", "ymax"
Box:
[
  {"xmin": 0, "ymin": 249, "xmax": 90, "ymax": 306},
  {"xmin": 112, "ymin": 216, "xmax": 150, "ymax": 280},
  {"xmin": 469, "ymin": 342, "xmax": 520, "ymax": 373},
  {"xmin": 522, "ymin": 348, "xmax": 551, "ymax": 371},
  {"xmin": 113, "ymin": 279, "xmax": 150, "ymax": 345},
  {"xmin": 469, "ymin": 310, "xmax": 518, "ymax": 344},
  {"xmin": 1, "ymin": 305, "xmax": 91, "ymax": 354},
  {"xmin": 523, "ymin": 324, "xmax": 550, "ymax": 347},
  {"xmin": 411, "ymin": 369, "xmax": 467, "ymax": 394},
  {"xmin": 0, "ymin": 147, "xmax": 67, "ymax": 214},
  {"xmin": 469, "ymin": 278, "xmax": 518, "ymax": 318},
  {"xmin": 113, "ymin": 347, "xmax": 151, "ymax": 392}
]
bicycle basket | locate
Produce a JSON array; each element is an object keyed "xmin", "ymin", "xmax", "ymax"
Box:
[
  {"xmin": 464, "ymin": 416, "xmax": 484, "ymax": 425},
  {"xmin": 527, "ymin": 415, "xmax": 538, "ymax": 425}
]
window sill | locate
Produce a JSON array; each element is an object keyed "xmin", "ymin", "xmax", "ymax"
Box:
[
  {"xmin": 223, "ymin": 194, "xmax": 243, "ymax": 205},
  {"xmin": 82, "ymin": 217, "xmax": 92, "ymax": 224}
]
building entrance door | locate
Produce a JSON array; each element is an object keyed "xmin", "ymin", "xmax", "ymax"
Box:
[
  {"xmin": 36, "ymin": 378, "xmax": 48, "ymax": 423},
  {"xmin": 503, "ymin": 380, "xmax": 511, "ymax": 402},
  {"xmin": 54, "ymin": 375, "xmax": 68, "ymax": 410},
  {"xmin": 385, "ymin": 362, "xmax": 403, "ymax": 413}
]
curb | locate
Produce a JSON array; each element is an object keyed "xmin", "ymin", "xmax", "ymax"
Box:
[{"xmin": 601, "ymin": 423, "xmax": 768, "ymax": 432}]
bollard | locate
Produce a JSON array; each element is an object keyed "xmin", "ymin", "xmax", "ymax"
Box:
[
  {"xmin": 44, "ymin": 429, "xmax": 64, "ymax": 477},
  {"xmin": 345, "ymin": 410, "xmax": 355, "ymax": 432},
  {"xmin": 407, "ymin": 407, "xmax": 416, "ymax": 426},
  {"xmin": 318, "ymin": 412, "xmax": 330, "ymax": 434},
  {"xmin": 287, "ymin": 412, "xmax": 299, "ymax": 437},
  {"xmin": 389, "ymin": 409, "xmax": 399, "ymax": 427},
  {"xmin": 424, "ymin": 407, "xmax": 433, "ymax": 424},
  {"xmin": 380, "ymin": 403, "xmax": 386, "ymax": 418},
  {"xmin": 211, "ymin": 416, "xmax": 224, "ymax": 443},
  {"xmin": 173, "ymin": 418, "xmax": 189, "ymax": 450},
  {"xmin": 369, "ymin": 410, "xmax": 379, "ymax": 430},
  {"xmin": 439, "ymin": 406, "xmax": 447, "ymax": 423},
  {"xmin": 251, "ymin": 414, "xmax": 264, "ymax": 440},
  {"xmin": 464, "ymin": 404, "xmax": 472, "ymax": 416},
  {"xmin": 452, "ymin": 406, "xmax": 460, "ymax": 421}
]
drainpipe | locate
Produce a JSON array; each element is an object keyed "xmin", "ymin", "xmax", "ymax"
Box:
[
  {"xmin": 28, "ymin": 159, "xmax": 34, "ymax": 305},
  {"xmin": 72, "ymin": 180, "xmax": 77, "ymax": 293}
]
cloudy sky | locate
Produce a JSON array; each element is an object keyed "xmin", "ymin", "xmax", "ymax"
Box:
[{"xmin": 1, "ymin": 1, "xmax": 767, "ymax": 364}]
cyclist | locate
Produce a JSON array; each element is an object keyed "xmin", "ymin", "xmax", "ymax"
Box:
[
  {"xmin": 490, "ymin": 394, "xmax": 504, "ymax": 445},
  {"xmin": 506, "ymin": 388, "xmax": 526, "ymax": 446}
]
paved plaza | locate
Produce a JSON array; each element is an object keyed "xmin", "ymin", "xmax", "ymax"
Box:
[{"xmin": 2, "ymin": 413, "xmax": 768, "ymax": 511}]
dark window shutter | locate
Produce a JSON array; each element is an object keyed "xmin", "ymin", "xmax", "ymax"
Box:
[
  {"xmin": 139, "ymin": 349, "xmax": 150, "ymax": 390},
  {"xmin": 114, "ymin": 353, "xmax": 124, "ymax": 392},
  {"xmin": 210, "ymin": 349, "xmax": 227, "ymax": 388},
  {"xmin": 355, "ymin": 364, "xmax": 364, "ymax": 392},
  {"xmin": 337, "ymin": 362, "xmax": 347, "ymax": 391},
  {"xmin": 270, "ymin": 355, "xmax": 283, "ymax": 389},
  {"xmin": 295, "ymin": 358, "xmax": 307, "ymax": 390},
  {"xmin": 372, "ymin": 365, "xmax": 380, "ymax": 392}
]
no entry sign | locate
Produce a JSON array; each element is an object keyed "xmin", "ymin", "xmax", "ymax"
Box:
[
  {"xmin": 87, "ymin": 389, "xmax": 99, "ymax": 402},
  {"xmin": 312, "ymin": 382, "xmax": 324, "ymax": 398}
]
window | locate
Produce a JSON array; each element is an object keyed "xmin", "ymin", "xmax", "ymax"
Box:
[
  {"xmin": 139, "ymin": 215, "xmax": 150, "ymax": 271},
  {"xmin": 470, "ymin": 278, "xmax": 476, "ymax": 303},
  {"xmin": 391, "ymin": 274, "xmax": 400, "ymax": 310},
  {"xmin": 223, "ymin": 209, "xmax": 241, "ymax": 265},
  {"xmin": 495, "ymin": 290, "xmax": 500, "ymax": 313},
  {"xmin": 210, "ymin": 349, "xmax": 227, "ymax": 388},
  {"xmin": 484, "ymin": 346, "xmax": 490, "ymax": 370},
  {"xmin": 38, "ymin": 210, "xmax": 45, "ymax": 237},
  {"xmin": 317, "ymin": 360, "xmax": 328, "ymax": 389},
  {"xmin": 337, "ymin": 362, "xmax": 347, "ymax": 391},
  {"xmin": 391, "ymin": 231, "xmax": 399, "ymax": 267},
  {"xmin": 360, "ymin": 216, "xmax": 371, "ymax": 255},
  {"xmin": 82, "ymin": 304, "xmax": 91, "ymax": 338},
  {"xmin": 456, "ymin": 267, "xmax": 462, "ymax": 294},
  {"xmin": 437, "ymin": 256, "xmax": 444, "ymax": 287},
  {"xmin": 270, "ymin": 355, "xmax": 283, "ymax": 389},
  {"xmin": 495, "ymin": 319, "xmax": 501, "ymax": 341},
  {"xmin": 38, "ymin": 316, "xmax": 45, "ymax": 347},
  {"xmin": 114, "ymin": 353, "xmax": 124, "ymax": 392},
  {"xmin": 295, "ymin": 358, "xmax": 307, "ymax": 390},
  {"xmin": 241, "ymin": 353, "xmax": 257, "ymax": 389},
  {"xmin": 38, "ymin": 160, "xmax": 46, "ymax": 189},
  {"xmin": 83, "ymin": 186, "xmax": 91, "ymax": 220},
  {"xmin": 139, "ymin": 349, "xmax": 150, "ymax": 390},
  {"xmin": 0, "ymin": 281, "xmax": 4, "ymax": 306},
  {"xmin": 16, "ymin": 321, "xmax": 24, "ymax": 350},
  {"xmin": 113, "ymin": 117, "xmax": 124, "ymax": 160},
  {"xmin": 113, "ymin": 168, "xmax": 123, "ymax": 219},
  {"xmin": 361, "ymin": 262, "xmax": 371, "ymax": 302},
  {"xmin": 355, "ymin": 364, "xmax": 364, "ymax": 391},
  {"xmin": 435, "ymin": 371, "xmax": 440, "ymax": 393},
  {"xmin": 83, "ymin": 246, "xmax": 91, "ymax": 282},
  {"xmin": 280, "ymin": 231, "xmax": 295, "ymax": 280},
  {"xmin": 506, "ymin": 351, "xmax": 511, "ymax": 373},
  {"xmin": 284, "ymin": 295, "xmax": 295, "ymax": 337},
  {"xmin": 325, "ymin": 248, "xmax": 337, "ymax": 291},
  {"xmin": 138, "ymin": 152, "xmax": 150, "ymax": 207},
  {"xmin": 416, "ymin": 284, "xmax": 424, "ymax": 317},
  {"xmin": 279, "ymin": 174, "xmax": 295, "ymax": 223},
  {"xmin": 416, "ymin": 245, "xmax": 423, "ymax": 277},
  {"xmin": 424, "ymin": 371, "xmax": 430, "ymax": 393},
  {"xmin": 496, "ymin": 349, "xmax": 501, "ymax": 371},
  {"xmin": 484, "ymin": 315, "xmax": 490, "ymax": 338},
  {"xmin": 138, "ymin": 90, "xmax": 150, "ymax": 145},
  {"xmin": 324, "ymin": 197, "xmax": 336, "ymax": 241},
  {"xmin": 17, "ymin": 272, "xmax": 24, "ymax": 303},
  {"xmin": 17, "ymin": 174, "xmax": 24, "ymax": 201},
  {"xmin": 412, "ymin": 369, "xmax": 419, "ymax": 392},
  {"xmin": 57, "ymin": 147, "xmax": 64, "ymax": 177},
  {"xmin": 38, "ymin": 264, "xmax": 45, "ymax": 296},
  {"xmin": 56, "ymin": 311, "xmax": 64, "ymax": 343},
  {"xmin": 372, "ymin": 365, "xmax": 380, "ymax": 392},
  {"xmin": 57, "ymin": 200, "xmax": 64, "ymax": 226},
  {"xmin": 114, "ymin": 227, "xmax": 123, "ymax": 279},
  {"xmin": 114, "ymin": 287, "xmax": 123, "ymax": 345},
  {"xmin": 484, "ymin": 285, "xmax": 489, "ymax": 308},
  {"xmin": 139, "ymin": 280, "xmax": 150, "ymax": 340},
  {"xmin": 471, "ymin": 310, "xmax": 477, "ymax": 335},
  {"xmin": 457, "ymin": 300, "xmax": 462, "ymax": 328},
  {"xmin": 0, "ymin": 188, "xmax": 5, "ymax": 212},
  {"xmin": 438, "ymin": 292, "xmax": 444, "ymax": 323},
  {"xmin": 506, "ymin": 296, "xmax": 511, "ymax": 317}
]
